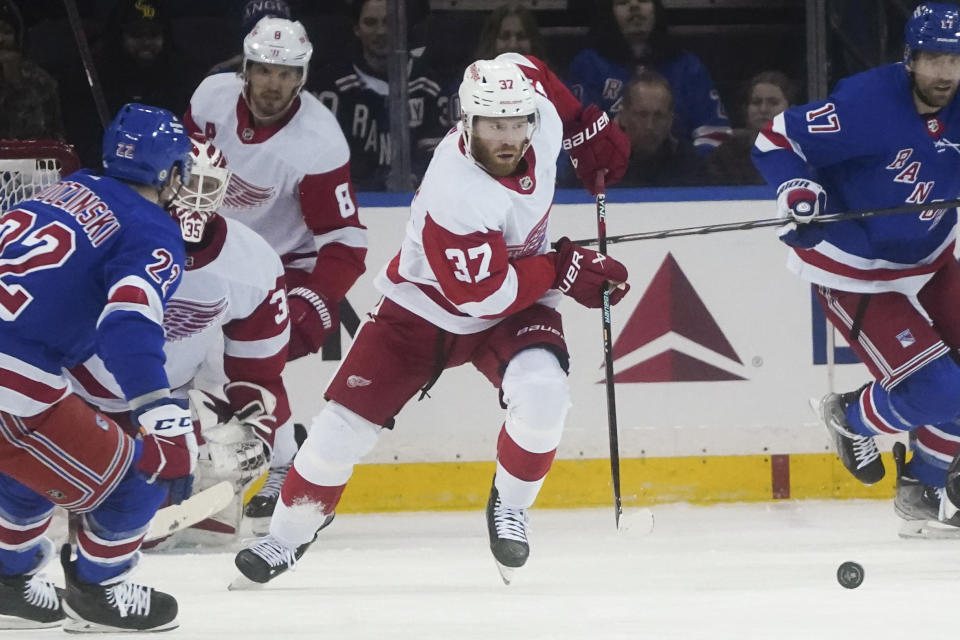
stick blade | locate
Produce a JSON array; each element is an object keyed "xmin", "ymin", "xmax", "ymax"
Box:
[{"xmin": 145, "ymin": 481, "xmax": 234, "ymax": 542}]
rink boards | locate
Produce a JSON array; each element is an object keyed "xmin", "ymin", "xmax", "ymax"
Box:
[{"xmin": 280, "ymin": 187, "xmax": 904, "ymax": 511}]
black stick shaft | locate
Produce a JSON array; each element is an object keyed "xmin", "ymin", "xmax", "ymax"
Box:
[
  {"xmin": 595, "ymin": 173, "xmax": 622, "ymax": 529},
  {"xmin": 63, "ymin": 0, "xmax": 110, "ymax": 129},
  {"xmin": 571, "ymin": 197, "xmax": 960, "ymax": 247}
]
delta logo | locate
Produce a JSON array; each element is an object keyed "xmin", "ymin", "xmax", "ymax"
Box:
[{"xmin": 605, "ymin": 253, "xmax": 746, "ymax": 383}]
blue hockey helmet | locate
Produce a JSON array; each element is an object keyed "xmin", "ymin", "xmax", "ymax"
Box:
[
  {"xmin": 102, "ymin": 103, "xmax": 192, "ymax": 188},
  {"xmin": 904, "ymin": 3, "xmax": 960, "ymax": 62}
]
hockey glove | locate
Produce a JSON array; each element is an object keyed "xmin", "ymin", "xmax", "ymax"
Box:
[
  {"xmin": 224, "ymin": 381, "xmax": 278, "ymax": 457},
  {"xmin": 287, "ymin": 287, "xmax": 338, "ymax": 360},
  {"xmin": 563, "ymin": 105, "xmax": 631, "ymax": 195},
  {"xmin": 133, "ymin": 397, "xmax": 198, "ymax": 505},
  {"xmin": 776, "ymin": 178, "xmax": 827, "ymax": 249},
  {"xmin": 553, "ymin": 237, "xmax": 630, "ymax": 308}
]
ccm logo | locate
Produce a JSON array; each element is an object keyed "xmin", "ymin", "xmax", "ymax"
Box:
[
  {"xmin": 154, "ymin": 417, "xmax": 192, "ymax": 431},
  {"xmin": 558, "ymin": 250, "xmax": 582, "ymax": 292},
  {"xmin": 562, "ymin": 112, "xmax": 609, "ymax": 150}
]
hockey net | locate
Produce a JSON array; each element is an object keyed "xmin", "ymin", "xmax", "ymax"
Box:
[{"xmin": 0, "ymin": 139, "xmax": 82, "ymax": 213}]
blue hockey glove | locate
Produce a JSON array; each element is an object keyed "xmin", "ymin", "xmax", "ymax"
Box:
[{"xmin": 776, "ymin": 179, "xmax": 827, "ymax": 249}]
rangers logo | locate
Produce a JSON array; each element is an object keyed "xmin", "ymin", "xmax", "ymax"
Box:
[
  {"xmin": 896, "ymin": 329, "xmax": 916, "ymax": 348},
  {"xmin": 45, "ymin": 488, "xmax": 66, "ymax": 500},
  {"xmin": 928, "ymin": 118, "xmax": 940, "ymax": 133},
  {"xmin": 519, "ymin": 176, "xmax": 533, "ymax": 191}
]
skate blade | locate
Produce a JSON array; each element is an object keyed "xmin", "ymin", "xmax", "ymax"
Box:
[
  {"xmin": 493, "ymin": 561, "xmax": 517, "ymax": 586},
  {"xmin": 62, "ymin": 602, "xmax": 178, "ymax": 633},
  {"xmin": 0, "ymin": 613, "xmax": 63, "ymax": 629},
  {"xmin": 898, "ymin": 519, "xmax": 960, "ymax": 539},
  {"xmin": 227, "ymin": 573, "xmax": 265, "ymax": 591}
]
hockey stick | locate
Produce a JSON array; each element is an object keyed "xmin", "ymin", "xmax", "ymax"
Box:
[
  {"xmin": 144, "ymin": 481, "xmax": 234, "ymax": 542},
  {"xmin": 569, "ymin": 196, "xmax": 960, "ymax": 247},
  {"xmin": 595, "ymin": 173, "xmax": 623, "ymax": 530},
  {"xmin": 62, "ymin": 0, "xmax": 110, "ymax": 129}
]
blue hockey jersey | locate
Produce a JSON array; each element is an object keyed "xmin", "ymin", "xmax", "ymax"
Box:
[
  {"xmin": 0, "ymin": 170, "xmax": 184, "ymax": 417},
  {"xmin": 566, "ymin": 48, "xmax": 732, "ymax": 154},
  {"xmin": 753, "ymin": 62, "xmax": 960, "ymax": 296}
]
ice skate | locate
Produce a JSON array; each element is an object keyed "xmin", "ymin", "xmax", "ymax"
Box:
[
  {"xmin": 0, "ymin": 537, "xmax": 64, "ymax": 629},
  {"xmin": 894, "ymin": 442, "xmax": 960, "ymax": 539},
  {"xmin": 816, "ymin": 389, "xmax": 884, "ymax": 485},
  {"xmin": 60, "ymin": 545, "xmax": 178, "ymax": 633},
  {"xmin": 486, "ymin": 482, "xmax": 529, "ymax": 585},
  {"xmin": 244, "ymin": 463, "xmax": 291, "ymax": 534},
  {"xmin": 230, "ymin": 513, "xmax": 334, "ymax": 590}
]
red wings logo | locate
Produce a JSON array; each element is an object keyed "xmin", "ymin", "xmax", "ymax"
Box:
[
  {"xmin": 163, "ymin": 297, "xmax": 228, "ymax": 341},
  {"xmin": 507, "ymin": 210, "xmax": 549, "ymax": 259},
  {"xmin": 222, "ymin": 174, "xmax": 276, "ymax": 210}
]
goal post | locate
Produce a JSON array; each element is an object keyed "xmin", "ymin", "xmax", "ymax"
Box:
[{"xmin": 0, "ymin": 139, "xmax": 82, "ymax": 213}]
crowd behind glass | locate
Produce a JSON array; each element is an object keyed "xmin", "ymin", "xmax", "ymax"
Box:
[{"xmin": 0, "ymin": 0, "xmax": 898, "ymax": 191}]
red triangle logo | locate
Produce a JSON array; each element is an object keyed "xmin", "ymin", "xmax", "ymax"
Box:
[{"xmin": 607, "ymin": 253, "xmax": 745, "ymax": 383}]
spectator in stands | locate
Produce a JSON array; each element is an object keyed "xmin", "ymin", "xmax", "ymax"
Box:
[
  {"xmin": 96, "ymin": 0, "xmax": 202, "ymax": 117},
  {"xmin": 206, "ymin": 0, "xmax": 293, "ymax": 76},
  {"xmin": 0, "ymin": 0, "xmax": 63, "ymax": 140},
  {"xmin": 706, "ymin": 70, "xmax": 798, "ymax": 186},
  {"xmin": 606, "ymin": 70, "xmax": 706, "ymax": 187},
  {"xmin": 475, "ymin": 4, "xmax": 549, "ymax": 61},
  {"xmin": 308, "ymin": 0, "xmax": 445, "ymax": 191},
  {"xmin": 566, "ymin": 0, "xmax": 731, "ymax": 155}
]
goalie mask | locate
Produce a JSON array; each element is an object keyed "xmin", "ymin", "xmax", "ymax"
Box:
[
  {"xmin": 170, "ymin": 136, "xmax": 230, "ymax": 243},
  {"xmin": 459, "ymin": 59, "xmax": 539, "ymax": 162}
]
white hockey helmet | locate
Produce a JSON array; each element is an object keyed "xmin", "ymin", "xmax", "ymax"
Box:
[
  {"xmin": 170, "ymin": 136, "xmax": 231, "ymax": 243},
  {"xmin": 242, "ymin": 16, "xmax": 313, "ymax": 87},
  {"xmin": 458, "ymin": 58, "xmax": 539, "ymax": 154}
]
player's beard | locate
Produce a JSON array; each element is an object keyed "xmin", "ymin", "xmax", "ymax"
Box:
[
  {"xmin": 472, "ymin": 139, "xmax": 525, "ymax": 177},
  {"xmin": 912, "ymin": 76, "xmax": 959, "ymax": 111}
]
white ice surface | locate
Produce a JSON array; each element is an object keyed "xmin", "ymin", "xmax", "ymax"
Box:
[{"xmin": 33, "ymin": 500, "xmax": 960, "ymax": 639}]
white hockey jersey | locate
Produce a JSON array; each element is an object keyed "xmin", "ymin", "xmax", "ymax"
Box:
[
  {"xmin": 374, "ymin": 54, "xmax": 573, "ymax": 334},
  {"xmin": 185, "ymin": 74, "xmax": 366, "ymax": 285},
  {"xmin": 68, "ymin": 217, "xmax": 292, "ymax": 429}
]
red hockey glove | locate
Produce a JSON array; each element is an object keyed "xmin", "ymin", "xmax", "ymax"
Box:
[
  {"xmin": 224, "ymin": 381, "xmax": 278, "ymax": 456},
  {"xmin": 553, "ymin": 237, "xmax": 630, "ymax": 308},
  {"xmin": 562, "ymin": 105, "xmax": 631, "ymax": 194},
  {"xmin": 133, "ymin": 398, "xmax": 198, "ymax": 505},
  {"xmin": 287, "ymin": 287, "xmax": 338, "ymax": 360}
]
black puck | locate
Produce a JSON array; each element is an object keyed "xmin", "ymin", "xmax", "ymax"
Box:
[{"xmin": 837, "ymin": 561, "xmax": 864, "ymax": 589}]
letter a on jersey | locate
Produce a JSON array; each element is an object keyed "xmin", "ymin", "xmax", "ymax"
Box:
[{"xmin": 605, "ymin": 253, "xmax": 745, "ymax": 382}]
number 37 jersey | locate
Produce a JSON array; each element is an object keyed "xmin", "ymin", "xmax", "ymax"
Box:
[
  {"xmin": 0, "ymin": 170, "xmax": 184, "ymax": 416},
  {"xmin": 375, "ymin": 54, "xmax": 567, "ymax": 335}
]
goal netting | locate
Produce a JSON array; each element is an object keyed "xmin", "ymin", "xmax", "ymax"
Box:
[{"xmin": 0, "ymin": 139, "xmax": 81, "ymax": 213}]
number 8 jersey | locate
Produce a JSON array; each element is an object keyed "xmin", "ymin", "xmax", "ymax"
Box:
[
  {"xmin": 375, "ymin": 54, "xmax": 581, "ymax": 335},
  {"xmin": 185, "ymin": 74, "xmax": 367, "ymax": 302}
]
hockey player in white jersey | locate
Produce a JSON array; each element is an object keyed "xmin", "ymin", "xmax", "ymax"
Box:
[
  {"xmin": 185, "ymin": 17, "xmax": 368, "ymax": 520},
  {"xmin": 233, "ymin": 53, "xmax": 631, "ymax": 586},
  {"xmin": 67, "ymin": 136, "xmax": 293, "ymax": 544}
]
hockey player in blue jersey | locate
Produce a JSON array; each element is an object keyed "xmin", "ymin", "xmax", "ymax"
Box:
[
  {"xmin": 753, "ymin": 3, "xmax": 960, "ymax": 536},
  {"xmin": 0, "ymin": 103, "xmax": 197, "ymax": 631}
]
